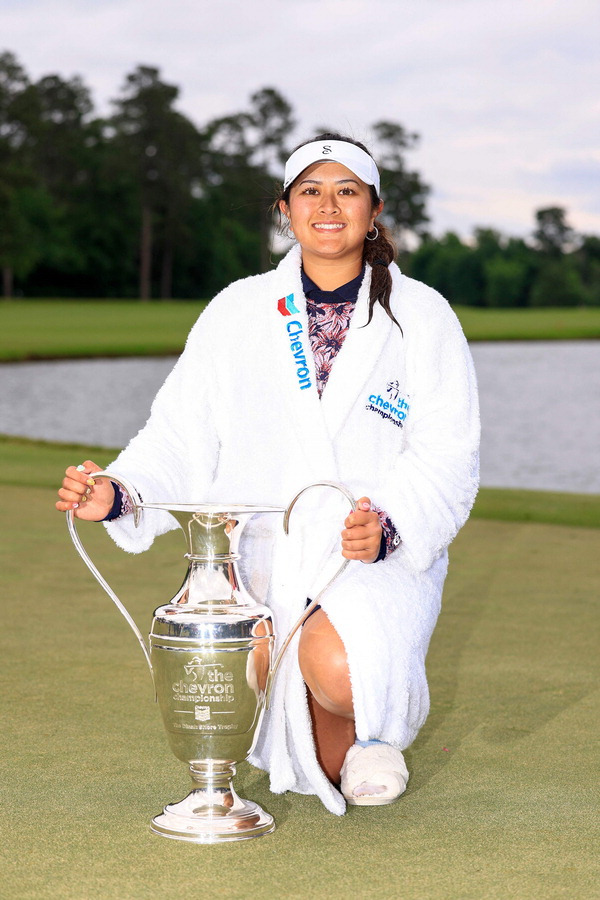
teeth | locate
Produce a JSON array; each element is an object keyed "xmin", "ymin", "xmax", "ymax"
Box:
[{"xmin": 314, "ymin": 224, "xmax": 344, "ymax": 230}]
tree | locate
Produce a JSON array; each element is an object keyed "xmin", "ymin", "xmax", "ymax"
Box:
[
  {"xmin": 15, "ymin": 73, "xmax": 93, "ymax": 190},
  {"xmin": 110, "ymin": 66, "xmax": 202, "ymax": 299},
  {"xmin": 371, "ymin": 121, "xmax": 430, "ymax": 246},
  {"xmin": 528, "ymin": 207, "xmax": 587, "ymax": 306},
  {"xmin": 409, "ymin": 232, "xmax": 481, "ymax": 305},
  {"xmin": 472, "ymin": 228, "xmax": 532, "ymax": 308},
  {"xmin": 0, "ymin": 183, "xmax": 38, "ymax": 297},
  {"xmin": 483, "ymin": 257, "xmax": 529, "ymax": 307},
  {"xmin": 200, "ymin": 87, "xmax": 295, "ymax": 275},
  {"xmin": 0, "ymin": 58, "xmax": 103, "ymax": 297},
  {"xmin": 533, "ymin": 206, "xmax": 576, "ymax": 257},
  {"xmin": 197, "ymin": 113, "xmax": 262, "ymax": 291},
  {"xmin": 530, "ymin": 260, "xmax": 587, "ymax": 307},
  {"xmin": 0, "ymin": 51, "xmax": 29, "ymax": 143},
  {"xmin": 247, "ymin": 88, "xmax": 295, "ymax": 271},
  {"xmin": 247, "ymin": 87, "xmax": 295, "ymax": 170},
  {"xmin": 473, "ymin": 227, "xmax": 504, "ymax": 259},
  {"xmin": 573, "ymin": 235, "xmax": 600, "ymax": 305},
  {"xmin": 0, "ymin": 51, "xmax": 33, "ymax": 296}
]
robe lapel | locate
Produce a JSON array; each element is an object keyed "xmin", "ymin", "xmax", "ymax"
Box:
[
  {"xmin": 269, "ymin": 248, "xmax": 340, "ymax": 481},
  {"xmin": 320, "ymin": 265, "xmax": 395, "ymax": 440}
]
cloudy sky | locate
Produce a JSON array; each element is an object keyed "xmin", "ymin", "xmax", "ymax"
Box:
[{"xmin": 3, "ymin": 0, "xmax": 599, "ymax": 239}]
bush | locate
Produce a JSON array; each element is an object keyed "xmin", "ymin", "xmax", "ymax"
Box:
[
  {"xmin": 483, "ymin": 257, "xmax": 529, "ymax": 308},
  {"xmin": 530, "ymin": 261, "xmax": 587, "ymax": 307}
]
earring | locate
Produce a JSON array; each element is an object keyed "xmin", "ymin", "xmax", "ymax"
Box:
[{"xmin": 366, "ymin": 226, "xmax": 379, "ymax": 241}]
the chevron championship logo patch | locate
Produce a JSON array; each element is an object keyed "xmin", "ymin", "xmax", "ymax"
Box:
[{"xmin": 277, "ymin": 293, "xmax": 299, "ymax": 316}]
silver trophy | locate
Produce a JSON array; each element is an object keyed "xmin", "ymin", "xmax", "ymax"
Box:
[{"xmin": 67, "ymin": 476, "xmax": 354, "ymax": 843}]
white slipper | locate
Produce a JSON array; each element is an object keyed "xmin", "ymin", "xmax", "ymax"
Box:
[{"xmin": 340, "ymin": 743, "xmax": 409, "ymax": 806}]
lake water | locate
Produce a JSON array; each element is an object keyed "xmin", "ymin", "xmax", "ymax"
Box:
[{"xmin": 1, "ymin": 342, "xmax": 598, "ymax": 494}]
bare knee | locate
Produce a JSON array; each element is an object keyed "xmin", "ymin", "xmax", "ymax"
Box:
[{"xmin": 298, "ymin": 610, "xmax": 354, "ymax": 719}]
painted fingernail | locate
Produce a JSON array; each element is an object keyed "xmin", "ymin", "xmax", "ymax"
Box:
[
  {"xmin": 73, "ymin": 503, "xmax": 79, "ymax": 509},
  {"xmin": 76, "ymin": 465, "xmax": 86, "ymax": 472},
  {"xmin": 361, "ymin": 502, "xmax": 370, "ymax": 510},
  {"xmin": 86, "ymin": 478, "xmax": 95, "ymax": 486},
  {"xmin": 81, "ymin": 495, "xmax": 88, "ymax": 502}
]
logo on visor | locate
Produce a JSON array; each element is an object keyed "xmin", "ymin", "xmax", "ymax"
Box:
[
  {"xmin": 277, "ymin": 294, "xmax": 299, "ymax": 316},
  {"xmin": 322, "ymin": 145, "xmax": 332, "ymax": 154}
]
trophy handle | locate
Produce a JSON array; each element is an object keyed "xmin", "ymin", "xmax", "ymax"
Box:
[
  {"xmin": 66, "ymin": 470, "xmax": 154, "ymax": 682},
  {"xmin": 265, "ymin": 481, "xmax": 356, "ymax": 707}
]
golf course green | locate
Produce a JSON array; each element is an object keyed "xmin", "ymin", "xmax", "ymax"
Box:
[
  {"xmin": 0, "ymin": 437, "xmax": 598, "ymax": 899},
  {"xmin": 0, "ymin": 303, "xmax": 597, "ymax": 899}
]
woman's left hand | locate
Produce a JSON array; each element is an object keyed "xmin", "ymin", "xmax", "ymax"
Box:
[{"xmin": 341, "ymin": 497, "xmax": 382, "ymax": 564}]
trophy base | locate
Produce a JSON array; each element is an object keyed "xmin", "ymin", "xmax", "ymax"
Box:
[{"xmin": 150, "ymin": 763, "xmax": 275, "ymax": 843}]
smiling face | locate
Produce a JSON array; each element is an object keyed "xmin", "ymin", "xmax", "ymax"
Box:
[{"xmin": 280, "ymin": 161, "xmax": 383, "ymax": 280}]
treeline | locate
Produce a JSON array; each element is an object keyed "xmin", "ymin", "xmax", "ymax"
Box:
[
  {"xmin": 404, "ymin": 211, "xmax": 600, "ymax": 307},
  {"xmin": 1, "ymin": 50, "xmax": 598, "ymax": 305},
  {"xmin": 0, "ymin": 51, "xmax": 428, "ymax": 300}
]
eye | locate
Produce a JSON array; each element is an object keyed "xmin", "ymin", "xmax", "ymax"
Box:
[
  {"xmin": 301, "ymin": 186, "xmax": 319, "ymax": 195},
  {"xmin": 339, "ymin": 187, "xmax": 355, "ymax": 195}
]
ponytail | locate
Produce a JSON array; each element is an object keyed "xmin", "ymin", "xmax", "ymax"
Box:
[{"xmin": 362, "ymin": 216, "xmax": 401, "ymax": 332}]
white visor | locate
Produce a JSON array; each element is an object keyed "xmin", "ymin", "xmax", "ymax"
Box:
[{"xmin": 283, "ymin": 140, "xmax": 380, "ymax": 195}]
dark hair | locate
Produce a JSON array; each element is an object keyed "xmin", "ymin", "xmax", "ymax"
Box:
[{"xmin": 274, "ymin": 132, "xmax": 400, "ymax": 330}]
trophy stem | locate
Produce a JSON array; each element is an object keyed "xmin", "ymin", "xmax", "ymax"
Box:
[{"xmin": 150, "ymin": 761, "xmax": 275, "ymax": 843}]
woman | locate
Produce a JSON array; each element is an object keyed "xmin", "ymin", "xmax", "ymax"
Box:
[{"xmin": 56, "ymin": 134, "xmax": 480, "ymax": 815}]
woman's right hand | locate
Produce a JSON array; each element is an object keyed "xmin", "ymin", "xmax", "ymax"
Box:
[{"xmin": 55, "ymin": 460, "xmax": 116, "ymax": 521}]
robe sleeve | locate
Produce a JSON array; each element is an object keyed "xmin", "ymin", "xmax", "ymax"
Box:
[
  {"xmin": 370, "ymin": 504, "xmax": 401, "ymax": 561},
  {"xmin": 378, "ymin": 295, "xmax": 480, "ymax": 573},
  {"xmin": 101, "ymin": 305, "xmax": 221, "ymax": 553}
]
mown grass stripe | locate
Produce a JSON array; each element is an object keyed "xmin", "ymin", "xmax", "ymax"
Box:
[
  {"xmin": 2, "ymin": 434, "xmax": 598, "ymax": 529},
  {"xmin": 472, "ymin": 486, "xmax": 600, "ymax": 529},
  {"xmin": 2, "ymin": 301, "xmax": 600, "ymax": 361}
]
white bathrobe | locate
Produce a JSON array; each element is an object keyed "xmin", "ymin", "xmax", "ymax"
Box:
[{"xmin": 104, "ymin": 245, "xmax": 480, "ymax": 815}]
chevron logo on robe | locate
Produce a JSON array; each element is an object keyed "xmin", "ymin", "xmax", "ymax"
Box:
[{"xmin": 277, "ymin": 294, "xmax": 299, "ymax": 316}]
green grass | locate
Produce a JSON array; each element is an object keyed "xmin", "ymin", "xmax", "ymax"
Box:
[
  {"xmin": 471, "ymin": 486, "xmax": 600, "ymax": 529},
  {"xmin": 0, "ymin": 435, "xmax": 120, "ymax": 489},
  {"xmin": 1, "ymin": 300, "xmax": 599, "ymax": 361},
  {"xmin": 0, "ymin": 299, "xmax": 208, "ymax": 361},
  {"xmin": 3, "ymin": 435, "xmax": 598, "ymax": 530},
  {"xmin": 0, "ymin": 441, "xmax": 598, "ymax": 899},
  {"xmin": 453, "ymin": 304, "xmax": 600, "ymax": 341}
]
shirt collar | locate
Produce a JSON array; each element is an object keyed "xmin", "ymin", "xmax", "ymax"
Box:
[{"xmin": 301, "ymin": 266, "xmax": 365, "ymax": 304}]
